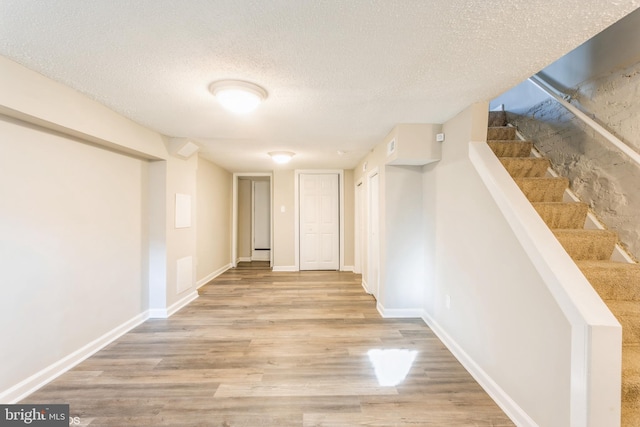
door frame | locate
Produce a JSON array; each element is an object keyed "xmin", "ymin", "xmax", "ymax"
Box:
[
  {"xmin": 294, "ymin": 169, "xmax": 344, "ymax": 271},
  {"xmin": 367, "ymin": 168, "xmax": 380, "ymax": 299},
  {"xmin": 354, "ymin": 179, "xmax": 363, "ymax": 275},
  {"xmin": 232, "ymin": 172, "xmax": 273, "ymax": 267}
]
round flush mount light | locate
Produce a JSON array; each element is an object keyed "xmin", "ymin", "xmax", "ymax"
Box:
[
  {"xmin": 208, "ymin": 80, "xmax": 268, "ymax": 114},
  {"xmin": 268, "ymin": 151, "xmax": 295, "ymax": 164}
]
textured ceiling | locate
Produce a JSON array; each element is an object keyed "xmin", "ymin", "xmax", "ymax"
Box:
[{"xmin": 1, "ymin": 1, "xmax": 639, "ymax": 172}]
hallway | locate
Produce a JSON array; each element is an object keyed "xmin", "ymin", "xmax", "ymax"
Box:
[{"xmin": 23, "ymin": 264, "xmax": 513, "ymax": 426}]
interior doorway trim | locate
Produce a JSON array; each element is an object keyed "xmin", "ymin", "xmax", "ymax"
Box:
[
  {"xmin": 294, "ymin": 169, "xmax": 344, "ymax": 271},
  {"xmin": 232, "ymin": 172, "xmax": 273, "ymax": 268},
  {"xmin": 354, "ymin": 179, "xmax": 363, "ymax": 275}
]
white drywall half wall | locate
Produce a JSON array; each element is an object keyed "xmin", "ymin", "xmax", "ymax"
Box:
[{"xmin": 421, "ymin": 102, "xmax": 618, "ymax": 426}]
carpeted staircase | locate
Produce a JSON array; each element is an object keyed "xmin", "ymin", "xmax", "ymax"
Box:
[{"xmin": 487, "ymin": 110, "xmax": 640, "ymax": 426}]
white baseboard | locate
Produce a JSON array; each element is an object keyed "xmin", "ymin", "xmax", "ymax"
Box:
[
  {"xmin": 1, "ymin": 311, "xmax": 149, "ymax": 404},
  {"xmin": 361, "ymin": 279, "xmax": 371, "ymax": 294},
  {"xmin": 421, "ymin": 311, "xmax": 535, "ymax": 427},
  {"xmin": 342, "ymin": 265, "xmax": 355, "ymax": 272},
  {"xmin": 196, "ymin": 263, "xmax": 231, "ymax": 289},
  {"xmin": 376, "ymin": 303, "xmax": 423, "ymax": 318},
  {"xmin": 148, "ymin": 291, "xmax": 198, "ymax": 319},
  {"xmin": 237, "ymin": 257, "xmax": 251, "ymax": 263},
  {"xmin": 252, "ymin": 252, "xmax": 270, "ymax": 261},
  {"xmin": 272, "ymin": 266, "xmax": 297, "ymax": 272}
]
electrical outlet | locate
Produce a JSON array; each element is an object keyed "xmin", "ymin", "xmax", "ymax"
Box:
[{"xmin": 436, "ymin": 133, "xmax": 445, "ymax": 142}]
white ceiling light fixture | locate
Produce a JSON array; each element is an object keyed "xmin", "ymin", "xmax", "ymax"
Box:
[
  {"xmin": 209, "ymin": 79, "xmax": 268, "ymax": 114},
  {"xmin": 268, "ymin": 151, "xmax": 295, "ymax": 164}
]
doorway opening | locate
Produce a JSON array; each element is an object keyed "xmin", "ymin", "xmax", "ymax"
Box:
[{"xmin": 232, "ymin": 173, "xmax": 272, "ymax": 267}]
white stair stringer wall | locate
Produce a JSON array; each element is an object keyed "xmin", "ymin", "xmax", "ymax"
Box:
[
  {"xmin": 418, "ymin": 103, "xmax": 621, "ymax": 427},
  {"xmin": 469, "ymin": 140, "xmax": 622, "ymax": 426}
]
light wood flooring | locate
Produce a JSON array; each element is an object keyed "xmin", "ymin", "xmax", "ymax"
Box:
[{"xmin": 23, "ymin": 262, "xmax": 514, "ymax": 426}]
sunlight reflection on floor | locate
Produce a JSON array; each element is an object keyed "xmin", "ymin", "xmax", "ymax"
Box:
[{"xmin": 367, "ymin": 349, "xmax": 418, "ymax": 386}]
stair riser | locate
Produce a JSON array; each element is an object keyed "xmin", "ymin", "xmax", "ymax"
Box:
[
  {"xmin": 488, "ymin": 111, "xmax": 507, "ymax": 127},
  {"xmin": 579, "ymin": 266, "xmax": 640, "ymax": 301},
  {"xmin": 614, "ymin": 314, "xmax": 640, "ymax": 345},
  {"xmin": 500, "ymin": 158, "xmax": 550, "ymax": 178},
  {"xmin": 591, "ymin": 281, "xmax": 640, "ymax": 302},
  {"xmin": 533, "ymin": 203, "xmax": 588, "ymax": 229},
  {"xmin": 487, "ymin": 127, "xmax": 516, "ymax": 140},
  {"xmin": 488, "ymin": 141, "xmax": 532, "ymax": 157},
  {"xmin": 554, "ymin": 231, "xmax": 617, "ymax": 261},
  {"xmin": 514, "ymin": 178, "xmax": 568, "ymax": 203}
]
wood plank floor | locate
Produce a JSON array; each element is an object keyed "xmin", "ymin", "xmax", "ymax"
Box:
[{"xmin": 23, "ymin": 262, "xmax": 514, "ymax": 426}]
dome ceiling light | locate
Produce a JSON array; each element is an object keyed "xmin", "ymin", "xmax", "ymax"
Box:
[
  {"xmin": 208, "ymin": 80, "xmax": 268, "ymax": 114},
  {"xmin": 268, "ymin": 151, "xmax": 295, "ymax": 164}
]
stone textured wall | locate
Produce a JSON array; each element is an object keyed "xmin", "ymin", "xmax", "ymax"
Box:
[{"xmin": 508, "ymin": 60, "xmax": 640, "ymax": 259}]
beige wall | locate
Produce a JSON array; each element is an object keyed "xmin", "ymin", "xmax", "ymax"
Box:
[
  {"xmin": 273, "ymin": 169, "xmax": 296, "ymax": 268},
  {"xmin": 196, "ymin": 157, "xmax": 232, "ymax": 282}
]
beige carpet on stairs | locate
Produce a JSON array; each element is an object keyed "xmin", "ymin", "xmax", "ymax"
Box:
[{"xmin": 487, "ymin": 110, "xmax": 640, "ymax": 426}]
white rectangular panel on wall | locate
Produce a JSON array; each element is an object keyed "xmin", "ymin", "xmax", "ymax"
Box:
[
  {"xmin": 175, "ymin": 193, "xmax": 191, "ymax": 228},
  {"xmin": 176, "ymin": 256, "xmax": 193, "ymax": 293}
]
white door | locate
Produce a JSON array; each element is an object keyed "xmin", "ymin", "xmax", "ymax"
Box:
[
  {"xmin": 299, "ymin": 173, "xmax": 339, "ymax": 270},
  {"xmin": 368, "ymin": 172, "xmax": 380, "ymax": 299},
  {"xmin": 252, "ymin": 180, "xmax": 271, "ymax": 261}
]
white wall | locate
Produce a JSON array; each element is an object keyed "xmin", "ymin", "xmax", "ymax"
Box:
[
  {"xmin": 352, "ymin": 106, "xmax": 600, "ymax": 424},
  {"xmin": 354, "ymin": 124, "xmax": 440, "ymax": 313},
  {"xmin": 0, "ymin": 118, "xmax": 147, "ymax": 396},
  {"xmin": 383, "ymin": 165, "xmax": 425, "ymax": 310},
  {"xmin": 424, "ymin": 103, "xmax": 573, "ymax": 426}
]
